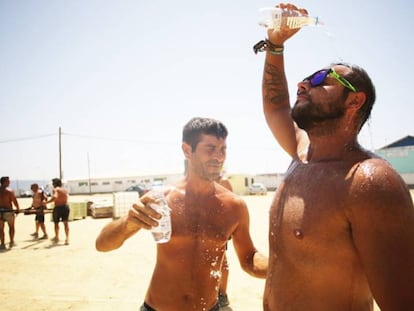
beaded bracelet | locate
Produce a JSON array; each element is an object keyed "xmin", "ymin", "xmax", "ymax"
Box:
[{"xmin": 253, "ymin": 39, "xmax": 284, "ymax": 55}]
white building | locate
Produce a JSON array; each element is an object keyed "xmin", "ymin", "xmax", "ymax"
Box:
[
  {"xmin": 67, "ymin": 173, "xmax": 183, "ymax": 194},
  {"xmin": 67, "ymin": 171, "xmax": 286, "ymax": 195}
]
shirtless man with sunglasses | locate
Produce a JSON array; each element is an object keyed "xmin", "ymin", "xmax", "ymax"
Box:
[{"xmin": 256, "ymin": 3, "xmax": 414, "ymax": 311}]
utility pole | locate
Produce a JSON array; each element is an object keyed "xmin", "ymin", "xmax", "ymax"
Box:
[{"xmin": 59, "ymin": 127, "xmax": 63, "ymax": 180}]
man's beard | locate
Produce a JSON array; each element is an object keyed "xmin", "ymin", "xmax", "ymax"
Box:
[{"xmin": 291, "ymin": 98, "xmax": 345, "ymax": 132}]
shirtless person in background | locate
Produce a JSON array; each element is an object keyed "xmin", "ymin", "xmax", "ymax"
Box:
[
  {"xmin": 257, "ymin": 3, "xmax": 414, "ymax": 310},
  {"xmin": 29, "ymin": 183, "xmax": 48, "ymax": 240},
  {"xmin": 47, "ymin": 178, "xmax": 69, "ymax": 245},
  {"xmin": 96, "ymin": 117, "xmax": 268, "ymax": 311},
  {"xmin": 0, "ymin": 176, "xmax": 19, "ymax": 249}
]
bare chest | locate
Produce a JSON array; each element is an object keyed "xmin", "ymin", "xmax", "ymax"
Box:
[
  {"xmin": 270, "ymin": 162, "xmax": 354, "ymax": 257},
  {"xmin": 0, "ymin": 190, "xmax": 13, "ymax": 207},
  {"xmin": 168, "ymin": 194, "xmax": 238, "ymax": 246}
]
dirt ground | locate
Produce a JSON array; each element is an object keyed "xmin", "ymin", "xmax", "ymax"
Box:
[{"xmin": 0, "ymin": 193, "xmax": 383, "ymax": 311}]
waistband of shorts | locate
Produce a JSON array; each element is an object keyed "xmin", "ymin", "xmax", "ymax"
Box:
[
  {"xmin": 142, "ymin": 301, "xmax": 219, "ymax": 311},
  {"xmin": 0, "ymin": 208, "xmax": 13, "ymax": 212},
  {"xmin": 141, "ymin": 302, "xmax": 155, "ymax": 311},
  {"xmin": 55, "ymin": 204, "xmax": 69, "ymax": 208}
]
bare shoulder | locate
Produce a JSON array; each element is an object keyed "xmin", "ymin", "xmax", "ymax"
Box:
[
  {"xmin": 216, "ymin": 185, "xmax": 248, "ymax": 211},
  {"xmin": 4, "ymin": 188, "xmax": 16, "ymax": 197},
  {"xmin": 216, "ymin": 178, "xmax": 233, "ymax": 192},
  {"xmin": 347, "ymin": 157, "xmax": 413, "ymax": 216},
  {"xmin": 352, "ymin": 157, "xmax": 408, "ymax": 191},
  {"xmin": 59, "ymin": 186, "xmax": 69, "ymax": 194}
]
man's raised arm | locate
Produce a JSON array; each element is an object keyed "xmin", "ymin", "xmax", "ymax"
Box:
[{"xmin": 257, "ymin": 3, "xmax": 309, "ymax": 158}]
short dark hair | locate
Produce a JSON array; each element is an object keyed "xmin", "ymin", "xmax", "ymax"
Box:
[
  {"xmin": 52, "ymin": 178, "xmax": 62, "ymax": 187},
  {"xmin": 182, "ymin": 117, "xmax": 228, "ymax": 151},
  {"xmin": 333, "ymin": 62, "xmax": 376, "ymax": 131},
  {"xmin": 0, "ymin": 176, "xmax": 9, "ymax": 186}
]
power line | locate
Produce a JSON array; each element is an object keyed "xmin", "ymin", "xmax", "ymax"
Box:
[
  {"xmin": 0, "ymin": 131, "xmax": 173, "ymax": 145},
  {"xmin": 0, "ymin": 130, "xmax": 277, "ymax": 150},
  {"xmin": 62, "ymin": 132, "xmax": 176, "ymax": 145},
  {"xmin": 0, "ymin": 133, "xmax": 56, "ymax": 144}
]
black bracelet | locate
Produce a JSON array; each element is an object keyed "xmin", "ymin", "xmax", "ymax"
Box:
[{"xmin": 253, "ymin": 39, "xmax": 284, "ymax": 55}]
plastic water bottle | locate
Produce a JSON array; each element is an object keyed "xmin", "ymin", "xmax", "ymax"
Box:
[
  {"xmin": 258, "ymin": 7, "xmax": 323, "ymax": 31},
  {"xmin": 150, "ymin": 185, "xmax": 172, "ymax": 244}
]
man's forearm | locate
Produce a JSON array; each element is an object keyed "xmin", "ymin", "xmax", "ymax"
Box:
[
  {"xmin": 263, "ymin": 54, "xmax": 290, "ymax": 108},
  {"xmin": 252, "ymin": 251, "xmax": 268, "ymax": 278},
  {"xmin": 243, "ymin": 250, "xmax": 268, "ymax": 279},
  {"xmin": 96, "ymin": 216, "xmax": 140, "ymax": 252}
]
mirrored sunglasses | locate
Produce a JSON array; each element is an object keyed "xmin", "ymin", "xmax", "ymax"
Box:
[{"xmin": 303, "ymin": 68, "xmax": 357, "ymax": 92}]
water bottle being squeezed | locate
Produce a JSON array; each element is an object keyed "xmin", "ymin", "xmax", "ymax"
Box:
[
  {"xmin": 150, "ymin": 185, "xmax": 172, "ymax": 244},
  {"xmin": 258, "ymin": 7, "xmax": 324, "ymax": 31}
]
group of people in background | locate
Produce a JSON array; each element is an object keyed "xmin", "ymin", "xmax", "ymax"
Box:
[{"xmin": 0, "ymin": 177, "xmax": 70, "ymax": 250}]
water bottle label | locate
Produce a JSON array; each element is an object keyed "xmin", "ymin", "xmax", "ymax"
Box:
[
  {"xmin": 258, "ymin": 7, "xmax": 323, "ymax": 30},
  {"xmin": 150, "ymin": 203, "xmax": 172, "ymax": 243}
]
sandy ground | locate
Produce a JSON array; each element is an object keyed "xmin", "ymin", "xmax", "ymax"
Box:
[{"xmin": 0, "ymin": 193, "xmax": 383, "ymax": 311}]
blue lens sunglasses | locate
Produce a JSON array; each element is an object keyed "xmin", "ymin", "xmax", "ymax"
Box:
[{"xmin": 303, "ymin": 68, "xmax": 357, "ymax": 92}]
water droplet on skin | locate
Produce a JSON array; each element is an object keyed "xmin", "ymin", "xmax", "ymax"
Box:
[
  {"xmin": 360, "ymin": 163, "xmax": 376, "ymax": 181},
  {"xmin": 294, "ymin": 228, "xmax": 303, "ymax": 239},
  {"xmin": 199, "ymin": 297, "xmax": 207, "ymax": 311},
  {"xmin": 210, "ymin": 270, "xmax": 221, "ymax": 279}
]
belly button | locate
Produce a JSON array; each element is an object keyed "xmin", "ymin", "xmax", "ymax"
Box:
[{"xmin": 293, "ymin": 228, "xmax": 304, "ymax": 239}]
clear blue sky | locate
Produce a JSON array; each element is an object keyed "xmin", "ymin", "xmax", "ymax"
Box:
[{"xmin": 1, "ymin": 0, "xmax": 412, "ymax": 182}]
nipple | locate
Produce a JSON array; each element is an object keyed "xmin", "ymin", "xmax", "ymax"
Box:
[{"xmin": 294, "ymin": 228, "xmax": 304, "ymax": 239}]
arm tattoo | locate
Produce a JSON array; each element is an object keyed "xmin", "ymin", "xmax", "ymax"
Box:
[{"xmin": 263, "ymin": 61, "xmax": 289, "ymax": 106}]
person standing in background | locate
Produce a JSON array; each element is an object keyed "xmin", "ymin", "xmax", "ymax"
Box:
[
  {"xmin": 29, "ymin": 183, "xmax": 48, "ymax": 240},
  {"xmin": 47, "ymin": 178, "xmax": 70, "ymax": 245},
  {"xmin": 0, "ymin": 176, "xmax": 20, "ymax": 249}
]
